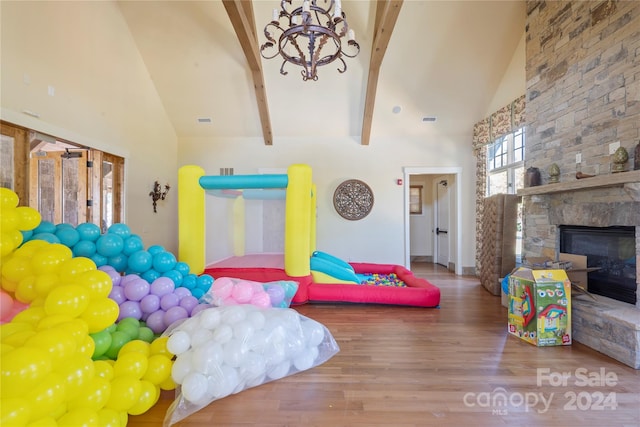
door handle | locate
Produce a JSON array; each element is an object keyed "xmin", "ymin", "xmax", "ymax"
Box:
[{"xmin": 436, "ymin": 227, "xmax": 448, "ymax": 235}]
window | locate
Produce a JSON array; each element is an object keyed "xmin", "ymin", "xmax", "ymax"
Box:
[
  {"xmin": 486, "ymin": 127, "xmax": 525, "ymax": 196},
  {"xmin": 409, "ymin": 185, "xmax": 423, "ymax": 214}
]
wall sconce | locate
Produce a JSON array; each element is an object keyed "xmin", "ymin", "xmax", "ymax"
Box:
[{"xmin": 149, "ymin": 181, "xmax": 170, "ymax": 213}]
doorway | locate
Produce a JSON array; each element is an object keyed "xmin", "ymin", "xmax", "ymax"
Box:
[{"xmin": 403, "ymin": 167, "xmax": 462, "ymax": 275}]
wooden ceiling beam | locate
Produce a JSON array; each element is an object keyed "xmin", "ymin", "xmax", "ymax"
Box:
[
  {"xmin": 361, "ymin": 0, "xmax": 403, "ymax": 146},
  {"xmin": 223, "ymin": 0, "xmax": 273, "ymax": 145}
]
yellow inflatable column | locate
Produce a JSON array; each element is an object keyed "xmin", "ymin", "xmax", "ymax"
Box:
[
  {"xmin": 310, "ymin": 184, "xmax": 317, "ymax": 255},
  {"xmin": 232, "ymin": 195, "xmax": 245, "ymax": 256},
  {"xmin": 179, "ymin": 165, "xmax": 205, "ymax": 274},
  {"xmin": 284, "ymin": 164, "xmax": 312, "ymax": 276}
]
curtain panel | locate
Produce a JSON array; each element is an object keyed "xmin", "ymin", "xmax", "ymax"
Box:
[{"xmin": 473, "ymin": 94, "xmax": 525, "ymax": 276}]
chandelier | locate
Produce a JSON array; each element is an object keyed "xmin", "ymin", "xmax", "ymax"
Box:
[{"xmin": 260, "ymin": 0, "xmax": 360, "ymax": 81}]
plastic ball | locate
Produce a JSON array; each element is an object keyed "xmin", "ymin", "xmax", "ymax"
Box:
[
  {"xmin": 107, "ymin": 223, "xmax": 131, "ymax": 239},
  {"xmin": 90, "ymin": 253, "xmax": 109, "ymax": 268},
  {"xmin": 173, "ymin": 261, "xmax": 191, "ymax": 277},
  {"xmin": 122, "ymin": 235, "xmax": 144, "ymax": 256},
  {"xmin": 108, "ymin": 285, "xmax": 126, "ymax": 305},
  {"xmin": 160, "ymin": 293, "xmax": 179, "ymax": 311},
  {"xmin": 90, "ymin": 329, "xmax": 113, "ymax": 359},
  {"xmin": 106, "ymin": 375, "xmax": 142, "ymax": 411},
  {"xmin": 123, "ymin": 278, "xmax": 150, "ymax": 302},
  {"xmin": 67, "ymin": 376, "xmax": 111, "ymax": 411},
  {"xmin": 146, "ymin": 245, "xmax": 165, "ymax": 256},
  {"xmin": 0, "ymin": 187, "xmax": 19, "ymax": 208},
  {"xmin": 163, "ymin": 306, "xmax": 188, "ymax": 328},
  {"xmin": 107, "ymin": 253, "xmax": 128, "ymax": 272},
  {"xmin": 76, "ymin": 222, "xmax": 102, "ymax": 242},
  {"xmin": 0, "ymin": 346, "xmax": 53, "ymax": 398},
  {"xmin": 145, "ymin": 310, "xmax": 166, "ymax": 334},
  {"xmin": 127, "ymin": 379, "xmax": 159, "ymax": 416},
  {"xmin": 31, "ymin": 232, "xmax": 60, "ymax": 244},
  {"xmin": 190, "ymin": 288, "xmax": 205, "ymax": 300},
  {"xmin": 43, "ymin": 284, "xmax": 90, "ymax": 317},
  {"xmin": 118, "ymin": 300, "xmax": 143, "ymax": 321},
  {"xmin": 181, "ymin": 274, "xmax": 197, "ymax": 290},
  {"xmin": 167, "ymin": 330, "xmax": 191, "ymax": 355},
  {"xmin": 141, "ymin": 269, "xmax": 161, "ymax": 283},
  {"xmin": 162, "ymin": 270, "xmax": 183, "ymax": 286},
  {"xmin": 179, "ymin": 295, "xmax": 199, "ymax": 315},
  {"xmin": 32, "ymin": 220, "xmax": 56, "ymax": 235},
  {"xmin": 113, "ymin": 351, "xmax": 149, "ymax": 380},
  {"xmin": 15, "ymin": 206, "xmax": 41, "ymax": 231},
  {"xmin": 105, "ymin": 330, "xmax": 131, "ymax": 360},
  {"xmin": 265, "ymin": 284, "xmax": 285, "ymax": 306},
  {"xmin": 140, "ymin": 294, "xmax": 161, "ymax": 314},
  {"xmin": 137, "ymin": 326, "xmax": 155, "ymax": 343},
  {"xmin": 152, "ymin": 251, "xmax": 176, "ymax": 273},
  {"xmin": 96, "ymin": 234, "xmax": 124, "ymax": 258},
  {"xmin": 150, "ymin": 277, "xmax": 174, "ymax": 297},
  {"xmin": 142, "ymin": 354, "xmax": 172, "ymax": 385},
  {"xmin": 55, "ymin": 226, "xmax": 80, "ymax": 247},
  {"xmin": 80, "ymin": 297, "xmax": 119, "ymax": 333},
  {"xmin": 73, "ymin": 239, "xmax": 97, "ymax": 257},
  {"xmin": 196, "ymin": 274, "xmax": 214, "ymax": 291},
  {"xmin": 76, "ymin": 269, "xmax": 113, "ymax": 299},
  {"xmin": 127, "ymin": 250, "xmax": 152, "ymax": 273},
  {"xmin": 58, "ymin": 257, "xmax": 97, "ymax": 282}
]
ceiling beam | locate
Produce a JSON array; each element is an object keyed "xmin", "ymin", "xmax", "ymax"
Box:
[
  {"xmin": 361, "ymin": 0, "xmax": 403, "ymax": 146},
  {"xmin": 223, "ymin": 0, "xmax": 273, "ymax": 145}
]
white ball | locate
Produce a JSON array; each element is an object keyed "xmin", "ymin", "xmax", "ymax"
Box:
[
  {"xmin": 247, "ymin": 311, "xmax": 266, "ymax": 330},
  {"xmin": 293, "ymin": 348, "xmax": 316, "ymax": 371},
  {"xmin": 199, "ymin": 308, "xmax": 222, "ymax": 330},
  {"xmin": 171, "ymin": 353, "xmax": 193, "ymax": 384},
  {"xmin": 212, "ymin": 324, "xmax": 233, "ymax": 344},
  {"xmin": 301, "ymin": 319, "xmax": 325, "ymax": 347},
  {"xmin": 266, "ymin": 360, "xmax": 291, "ymax": 380},
  {"xmin": 181, "ymin": 372, "xmax": 208, "ymax": 403},
  {"xmin": 223, "ymin": 338, "xmax": 248, "ymax": 368},
  {"xmin": 191, "ymin": 341, "xmax": 224, "ymax": 375},
  {"xmin": 190, "ymin": 328, "xmax": 214, "ymax": 348},
  {"xmin": 167, "ymin": 330, "xmax": 191, "ymax": 355},
  {"xmin": 222, "ymin": 305, "xmax": 247, "ymax": 325},
  {"xmin": 232, "ymin": 320, "xmax": 255, "ymax": 341}
]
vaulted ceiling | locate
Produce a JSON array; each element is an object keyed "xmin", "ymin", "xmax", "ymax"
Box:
[{"xmin": 117, "ymin": 1, "xmax": 525, "ymax": 146}]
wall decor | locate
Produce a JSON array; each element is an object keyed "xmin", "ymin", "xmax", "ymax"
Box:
[{"xmin": 333, "ymin": 179, "xmax": 374, "ymax": 220}]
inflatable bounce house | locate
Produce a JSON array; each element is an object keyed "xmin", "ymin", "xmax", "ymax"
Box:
[{"xmin": 178, "ymin": 164, "xmax": 440, "ymax": 308}]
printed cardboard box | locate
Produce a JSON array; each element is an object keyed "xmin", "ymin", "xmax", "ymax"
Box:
[{"xmin": 508, "ymin": 267, "xmax": 572, "ymax": 346}]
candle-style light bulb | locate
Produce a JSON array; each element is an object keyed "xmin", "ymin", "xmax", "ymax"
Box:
[
  {"xmin": 303, "ymin": 0, "xmax": 310, "ymax": 13},
  {"xmin": 272, "ymin": 8, "xmax": 278, "ymax": 22},
  {"xmin": 348, "ymin": 29, "xmax": 355, "ymax": 41}
]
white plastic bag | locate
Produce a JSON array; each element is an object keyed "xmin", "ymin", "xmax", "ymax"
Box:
[{"xmin": 162, "ymin": 304, "xmax": 339, "ymax": 426}]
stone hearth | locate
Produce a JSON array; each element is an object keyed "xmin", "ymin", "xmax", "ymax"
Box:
[{"xmin": 519, "ymin": 173, "xmax": 640, "ymax": 368}]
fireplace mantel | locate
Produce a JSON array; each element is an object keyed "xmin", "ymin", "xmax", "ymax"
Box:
[{"xmin": 517, "ymin": 170, "xmax": 640, "ymax": 197}]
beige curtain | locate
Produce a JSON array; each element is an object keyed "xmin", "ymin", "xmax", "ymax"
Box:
[{"xmin": 473, "ymin": 94, "xmax": 525, "ymax": 276}]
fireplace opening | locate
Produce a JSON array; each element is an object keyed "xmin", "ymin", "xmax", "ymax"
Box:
[{"xmin": 559, "ymin": 225, "xmax": 636, "ymax": 304}]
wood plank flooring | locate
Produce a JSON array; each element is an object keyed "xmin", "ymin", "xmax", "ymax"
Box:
[{"xmin": 128, "ymin": 263, "xmax": 640, "ymax": 426}]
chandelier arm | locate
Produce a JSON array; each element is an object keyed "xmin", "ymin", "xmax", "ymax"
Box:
[
  {"xmin": 336, "ymin": 56, "xmax": 347, "ymax": 74},
  {"xmin": 340, "ymin": 40, "xmax": 360, "ymax": 58},
  {"xmin": 261, "ymin": 23, "xmax": 285, "ymax": 60}
]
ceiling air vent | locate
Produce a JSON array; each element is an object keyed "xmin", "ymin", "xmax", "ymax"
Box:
[
  {"xmin": 422, "ymin": 116, "xmax": 437, "ymax": 122},
  {"xmin": 197, "ymin": 117, "xmax": 212, "ymax": 123}
]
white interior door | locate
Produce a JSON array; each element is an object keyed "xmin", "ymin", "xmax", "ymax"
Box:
[{"xmin": 436, "ymin": 179, "xmax": 450, "ymax": 267}]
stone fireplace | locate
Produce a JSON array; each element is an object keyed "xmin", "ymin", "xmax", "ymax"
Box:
[{"xmin": 520, "ymin": 1, "xmax": 640, "ymax": 368}]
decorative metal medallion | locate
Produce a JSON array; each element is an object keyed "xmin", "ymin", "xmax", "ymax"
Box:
[{"xmin": 333, "ymin": 179, "xmax": 374, "ymax": 220}]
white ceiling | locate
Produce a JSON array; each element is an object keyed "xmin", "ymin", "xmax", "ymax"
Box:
[{"xmin": 117, "ymin": 1, "xmax": 525, "ymax": 144}]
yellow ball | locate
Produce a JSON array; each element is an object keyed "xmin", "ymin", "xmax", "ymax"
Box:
[
  {"xmin": 113, "ymin": 351, "xmax": 148, "ymax": 380},
  {"xmin": 74, "ymin": 269, "xmax": 113, "ymax": 299},
  {"xmin": 57, "ymin": 407, "xmax": 100, "ymax": 427},
  {"xmin": 2, "ymin": 256, "xmax": 31, "ymax": 284},
  {"xmin": 118, "ymin": 339, "xmax": 151, "ymax": 358},
  {"xmin": 68, "ymin": 376, "xmax": 111, "ymax": 412},
  {"xmin": 54, "ymin": 354, "xmax": 95, "ymax": 401},
  {"xmin": 30, "ymin": 244, "xmax": 73, "ymax": 275},
  {"xmin": 142, "ymin": 354, "xmax": 173, "ymax": 385},
  {"xmin": 15, "ymin": 275, "xmax": 38, "ymax": 303},
  {"xmin": 149, "ymin": 336, "xmax": 171, "ymax": 356},
  {"xmin": 97, "ymin": 408, "xmax": 122, "ymax": 427},
  {"xmin": 0, "ymin": 188, "xmax": 19, "ymax": 209},
  {"xmin": 126, "ymin": 380, "xmax": 159, "ymax": 416},
  {"xmin": 80, "ymin": 298, "xmax": 119, "ymax": 333},
  {"xmin": 58, "ymin": 257, "xmax": 97, "ymax": 283},
  {"xmin": 105, "ymin": 376, "xmax": 142, "ymax": 412},
  {"xmin": 93, "ymin": 360, "xmax": 115, "ymax": 381},
  {"xmin": 43, "ymin": 284, "xmax": 90, "ymax": 317},
  {"xmin": 0, "ymin": 397, "xmax": 31, "ymax": 426},
  {"xmin": 15, "ymin": 206, "xmax": 42, "ymax": 231},
  {"xmin": 1, "ymin": 346, "xmax": 53, "ymax": 399}
]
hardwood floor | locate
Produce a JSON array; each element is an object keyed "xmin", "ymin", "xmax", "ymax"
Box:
[{"xmin": 128, "ymin": 264, "xmax": 640, "ymax": 426}]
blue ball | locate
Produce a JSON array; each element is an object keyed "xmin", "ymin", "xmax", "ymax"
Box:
[
  {"xmin": 76, "ymin": 223, "xmax": 101, "ymax": 242},
  {"xmin": 108, "ymin": 223, "xmax": 131, "ymax": 239},
  {"xmin": 90, "ymin": 253, "xmax": 108, "ymax": 268},
  {"xmin": 108, "ymin": 253, "xmax": 128, "ymax": 272},
  {"xmin": 55, "ymin": 227, "xmax": 80, "ymax": 247},
  {"xmin": 96, "ymin": 234, "xmax": 124, "ymax": 257},
  {"xmin": 152, "ymin": 251, "xmax": 176, "ymax": 273},
  {"xmin": 190, "ymin": 288, "xmax": 204, "ymax": 299},
  {"xmin": 32, "ymin": 232, "xmax": 60, "ymax": 244},
  {"xmin": 147, "ymin": 245, "xmax": 165, "ymax": 256},
  {"xmin": 181, "ymin": 274, "xmax": 197, "ymax": 290},
  {"xmin": 196, "ymin": 274, "xmax": 214, "ymax": 291},
  {"xmin": 122, "ymin": 235, "xmax": 145, "ymax": 256},
  {"xmin": 128, "ymin": 250, "xmax": 153, "ymax": 273},
  {"xmin": 174, "ymin": 261, "xmax": 191, "ymax": 277},
  {"xmin": 162, "ymin": 270, "xmax": 183, "ymax": 286},
  {"xmin": 141, "ymin": 269, "xmax": 161, "ymax": 283},
  {"xmin": 33, "ymin": 221, "xmax": 57, "ymax": 235},
  {"xmin": 73, "ymin": 240, "xmax": 97, "ymax": 257}
]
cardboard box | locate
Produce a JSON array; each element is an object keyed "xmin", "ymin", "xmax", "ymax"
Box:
[{"xmin": 507, "ymin": 268, "xmax": 572, "ymax": 346}]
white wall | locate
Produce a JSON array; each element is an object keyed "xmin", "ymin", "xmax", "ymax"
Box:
[
  {"xmin": 487, "ymin": 32, "xmax": 527, "ymax": 114},
  {"xmin": 0, "ymin": 1, "xmax": 179, "ymax": 252}
]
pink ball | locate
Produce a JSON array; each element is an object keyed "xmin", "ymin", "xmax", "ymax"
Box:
[
  {"xmin": 250, "ymin": 290, "xmax": 271, "ymax": 308},
  {"xmin": 160, "ymin": 293, "xmax": 180, "ymax": 311},
  {"xmin": 231, "ymin": 281, "xmax": 254, "ymax": 303},
  {"xmin": 211, "ymin": 277, "xmax": 233, "ymax": 299},
  {"xmin": 0, "ymin": 291, "xmax": 15, "ymax": 322},
  {"xmin": 222, "ymin": 297, "xmax": 238, "ymax": 306},
  {"xmin": 163, "ymin": 306, "xmax": 188, "ymax": 328},
  {"xmin": 150, "ymin": 277, "xmax": 175, "ymax": 297}
]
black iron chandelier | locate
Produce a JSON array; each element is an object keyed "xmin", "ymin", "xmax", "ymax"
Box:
[{"xmin": 260, "ymin": 0, "xmax": 360, "ymax": 81}]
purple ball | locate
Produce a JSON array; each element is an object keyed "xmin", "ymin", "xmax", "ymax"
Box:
[
  {"xmin": 179, "ymin": 295, "xmax": 199, "ymax": 315},
  {"xmin": 108, "ymin": 286, "xmax": 126, "ymax": 305},
  {"xmin": 145, "ymin": 310, "xmax": 166, "ymax": 334},
  {"xmin": 101, "ymin": 267, "xmax": 122, "ymax": 287},
  {"xmin": 118, "ymin": 300, "xmax": 142, "ymax": 321},
  {"xmin": 160, "ymin": 293, "xmax": 180, "ymax": 311},
  {"xmin": 123, "ymin": 278, "xmax": 150, "ymax": 302},
  {"xmin": 163, "ymin": 306, "xmax": 188, "ymax": 328},
  {"xmin": 150, "ymin": 277, "xmax": 175, "ymax": 297},
  {"xmin": 190, "ymin": 303, "xmax": 211, "ymax": 317},
  {"xmin": 266, "ymin": 284, "xmax": 285, "ymax": 306},
  {"xmin": 120, "ymin": 274, "xmax": 140, "ymax": 286},
  {"xmin": 173, "ymin": 286, "xmax": 192, "ymax": 300},
  {"xmin": 140, "ymin": 294, "xmax": 161, "ymax": 314}
]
